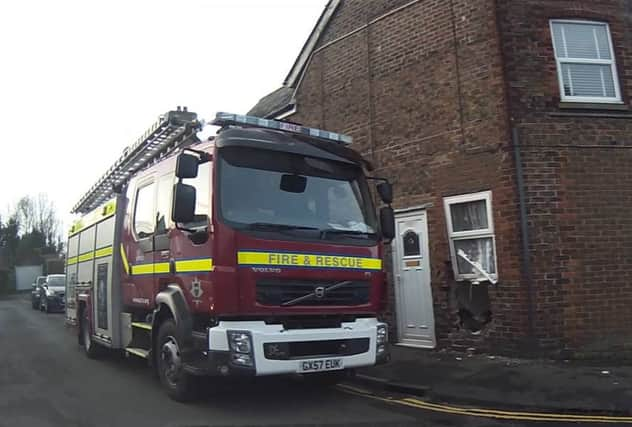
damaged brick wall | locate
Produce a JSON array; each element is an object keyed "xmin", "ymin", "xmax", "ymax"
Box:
[
  {"xmin": 290, "ymin": 0, "xmax": 526, "ymax": 354},
  {"xmin": 497, "ymin": 0, "xmax": 632, "ymax": 353}
]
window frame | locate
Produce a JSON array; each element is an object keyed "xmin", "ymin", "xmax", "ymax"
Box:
[
  {"xmin": 549, "ymin": 19, "xmax": 622, "ymax": 104},
  {"xmin": 443, "ymin": 190, "xmax": 498, "ymax": 281},
  {"xmin": 132, "ymin": 179, "xmax": 156, "ymax": 241}
]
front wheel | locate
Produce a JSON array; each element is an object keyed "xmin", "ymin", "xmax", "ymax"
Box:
[{"xmin": 156, "ymin": 319, "xmax": 197, "ymax": 402}]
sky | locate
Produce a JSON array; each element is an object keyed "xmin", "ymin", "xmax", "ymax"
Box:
[{"xmin": 0, "ymin": 0, "xmax": 326, "ymax": 230}]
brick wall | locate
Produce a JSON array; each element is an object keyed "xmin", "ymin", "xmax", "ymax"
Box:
[
  {"xmin": 291, "ymin": 0, "xmax": 527, "ymax": 353},
  {"xmin": 497, "ymin": 0, "xmax": 632, "ymax": 352}
]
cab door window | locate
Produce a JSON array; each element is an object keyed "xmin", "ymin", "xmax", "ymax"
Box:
[
  {"xmin": 134, "ymin": 182, "xmax": 155, "ymax": 239},
  {"xmin": 182, "ymin": 162, "xmax": 211, "ymax": 229},
  {"xmin": 155, "ymin": 174, "xmax": 173, "ymax": 235}
]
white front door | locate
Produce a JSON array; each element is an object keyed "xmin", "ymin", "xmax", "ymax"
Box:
[{"xmin": 393, "ymin": 210, "xmax": 435, "ymax": 348}]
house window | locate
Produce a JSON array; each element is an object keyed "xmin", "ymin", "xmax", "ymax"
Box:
[
  {"xmin": 443, "ymin": 191, "xmax": 497, "ymax": 281},
  {"xmin": 550, "ymin": 20, "xmax": 621, "ymax": 103}
]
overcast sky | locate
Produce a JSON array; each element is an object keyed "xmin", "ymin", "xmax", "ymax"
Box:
[{"xmin": 0, "ymin": 0, "xmax": 326, "ymax": 229}]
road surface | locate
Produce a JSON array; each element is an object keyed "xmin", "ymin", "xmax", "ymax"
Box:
[{"xmin": 0, "ymin": 295, "xmax": 603, "ymax": 427}]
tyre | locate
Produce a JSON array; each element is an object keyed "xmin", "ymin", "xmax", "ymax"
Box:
[
  {"xmin": 80, "ymin": 308, "xmax": 102, "ymax": 359},
  {"xmin": 32, "ymin": 300, "xmax": 39, "ymax": 310},
  {"xmin": 156, "ymin": 319, "xmax": 197, "ymax": 402}
]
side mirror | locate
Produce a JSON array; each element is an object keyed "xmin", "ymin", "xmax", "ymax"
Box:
[
  {"xmin": 32, "ymin": 283, "xmax": 37, "ymax": 289},
  {"xmin": 175, "ymin": 153, "xmax": 199, "ymax": 179},
  {"xmin": 377, "ymin": 182, "xmax": 393, "ymax": 204},
  {"xmin": 380, "ymin": 206, "xmax": 395, "ymax": 241},
  {"xmin": 172, "ymin": 183, "xmax": 196, "ymax": 223}
]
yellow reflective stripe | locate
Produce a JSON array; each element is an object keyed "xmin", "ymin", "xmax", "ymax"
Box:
[
  {"xmin": 131, "ymin": 263, "xmax": 153, "ymax": 275},
  {"xmin": 154, "ymin": 262, "xmax": 171, "ymax": 274},
  {"xmin": 94, "ymin": 246, "xmax": 113, "ymax": 259},
  {"xmin": 237, "ymin": 251, "xmax": 382, "ymax": 270},
  {"xmin": 120, "ymin": 244, "xmax": 130, "ymax": 275},
  {"xmin": 78, "ymin": 251, "xmax": 94, "ymax": 263},
  {"xmin": 131, "ymin": 322, "xmax": 152, "ymax": 330},
  {"xmin": 67, "ymin": 256, "xmax": 78, "ymax": 266},
  {"xmin": 175, "ymin": 258, "xmax": 213, "ymax": 273}
]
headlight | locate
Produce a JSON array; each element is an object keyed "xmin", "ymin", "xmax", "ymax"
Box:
[
  {"xmin": 45, "ymin": 288, "xmax": 55, "ymax": 297},
  {"xmin": 227, "ymin": 331, "xmax": 252, "ymax": 354},
  {"xmin": 377, "ymin": 324, "xmax": 388, "ymax": 345}
]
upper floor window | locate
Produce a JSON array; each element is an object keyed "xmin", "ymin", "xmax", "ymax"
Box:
[
  {"xmin": 444, "ymin": 191, "xmax": 497, "ymax": 282},
  {"xmin": 550, "ymin": 20, "xmax": 621, "ymax": 103}
]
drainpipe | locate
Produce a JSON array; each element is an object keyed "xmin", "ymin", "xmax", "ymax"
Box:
[{"xmin": 512, "ymin": 127, "xmax": 536, "ymax": 348}]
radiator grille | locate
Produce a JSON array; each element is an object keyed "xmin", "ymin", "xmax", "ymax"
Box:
[{"xmin": 256, "ymin": 279, "xmax": 370, "ymax": 306}]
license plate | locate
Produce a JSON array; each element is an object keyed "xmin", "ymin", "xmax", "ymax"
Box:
[{"xmin": 298, "ymin": 358, "xmax": 344, "ymax": 373}]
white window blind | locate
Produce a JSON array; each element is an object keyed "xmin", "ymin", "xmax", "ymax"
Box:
[
  {"xmin": 444, "ymin": 191, "xmax": 497, "ymax": 282},
  {"xmin": 550, "ymin": 20, "xmax": 621, "ymax": 102}
]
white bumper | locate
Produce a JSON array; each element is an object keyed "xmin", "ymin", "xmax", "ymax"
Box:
[{"xmin": 208, "ymin": 317, "xmax": 384, "ymax": 376}]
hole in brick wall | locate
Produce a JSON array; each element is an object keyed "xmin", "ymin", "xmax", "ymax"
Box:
[{"xmin": 455, "ymin": 283, "xmax": 492, "ymax": 334}]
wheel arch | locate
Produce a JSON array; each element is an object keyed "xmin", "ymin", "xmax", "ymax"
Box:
[{"xmin": 152, "ymin": 284, "xmax": 193, "ymax": 356}]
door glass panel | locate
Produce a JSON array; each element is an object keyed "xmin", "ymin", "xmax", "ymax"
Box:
[
  {"xmin": 402, "ymin": 230, "xmax": 420, "ymax": 257},
  {"xmin": 134, "ymin": 183, "xmax": 155, "ymax": 239},
  {"xmin": 156, "ymin": 174, "xmax": 173, "ymax": 235}
]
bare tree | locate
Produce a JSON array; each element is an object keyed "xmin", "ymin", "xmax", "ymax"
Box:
[{"xmin": 12, "ymin": 194, "xmax": 62, "ymax": 252}]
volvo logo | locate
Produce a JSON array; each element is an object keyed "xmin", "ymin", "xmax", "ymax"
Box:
[{"xmin": 314, "ymin": 286, "xmax": 326, "ymax": 299}]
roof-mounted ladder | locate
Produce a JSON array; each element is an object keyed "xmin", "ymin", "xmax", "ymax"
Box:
[{"xmin": 72, "ymin": 107, "xmax": 201, "ymax": 214}]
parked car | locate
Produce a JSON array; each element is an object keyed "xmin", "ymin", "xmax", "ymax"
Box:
[
  {"xmin": 31, "ymin": 276, "xmax": 47, "ymax": 310},
  {"xmin": 39, "ymin": 274, "xmax": 66, "ymax": 313}
]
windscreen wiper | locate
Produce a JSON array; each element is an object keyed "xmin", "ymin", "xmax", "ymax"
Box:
[
  {"xmin": 319, "ymin": 229, "xmax": 377, "ymax": 239},
  {"xmin": 246, "ymin": 222, "xmax": 319, "ymax": 232}
]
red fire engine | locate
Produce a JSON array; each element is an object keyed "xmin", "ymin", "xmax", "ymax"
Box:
[{"xmin": 65, "ymin": 108, "xmax": 394, "ymax": 401}]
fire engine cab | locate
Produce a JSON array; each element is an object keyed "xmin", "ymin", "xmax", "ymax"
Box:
[{"xmin": 65, "ymin": 108, "xmax": 394, "ymax": 401}]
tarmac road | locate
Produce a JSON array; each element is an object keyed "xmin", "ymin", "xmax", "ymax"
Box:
[{"xmin": 0, "ymin": 295, "xmax": 612, "ymax": 427}]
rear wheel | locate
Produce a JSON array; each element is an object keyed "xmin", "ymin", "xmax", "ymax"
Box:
[
  {"xmin": 80, "ymin": 308, "xmax": 101, "ymax": 359},
  {"xmin": 156, "ymin": 319, "xmax": 197, "ymax": 402}
]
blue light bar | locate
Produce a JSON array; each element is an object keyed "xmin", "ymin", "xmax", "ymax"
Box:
[{"xmin": 212, "ymin": 112, "xmax": 353, "ymax": 145}]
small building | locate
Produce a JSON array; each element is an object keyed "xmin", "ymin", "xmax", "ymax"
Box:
[{"xmin": 250, "ymin": 0, "xmax": 632, "ymax": 356}]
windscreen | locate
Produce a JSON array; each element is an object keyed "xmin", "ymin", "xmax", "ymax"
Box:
[
  {"xmin": 218, "ymin": 147, "xmax": 377, "ymax": 239},
  {"xmin": 47, "ymin": 276, "xmax": 65, "ymax": 286}
]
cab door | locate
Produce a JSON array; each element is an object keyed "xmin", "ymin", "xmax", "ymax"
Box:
[{"xmin": 128, "ymin": 177, "xmax": 156, "ymax": 307}]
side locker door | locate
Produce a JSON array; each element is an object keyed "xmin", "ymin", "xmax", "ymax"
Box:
[
  {"xmin": 129, "ymin": 179, "xmax": 156, "ymax": 306},
  {"xmin": 93, "ymin": 213, "xmax": 116, "ymax": 339},
  {"xmin": 65, "ymin": 233, "xmax": 80, "ymax": 324}
]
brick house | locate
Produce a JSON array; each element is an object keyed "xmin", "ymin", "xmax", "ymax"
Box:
[{"xmin": 249, "ymin": 0, "xmax": 632, "ymax": 356}]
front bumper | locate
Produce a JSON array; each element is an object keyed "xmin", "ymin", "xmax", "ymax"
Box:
[
  {"xmin": 46, "ymin": 295, "xmax": 65, "ymax": 311},
  {"xmin": 192, "ymin": 317, "xmax": 388, "ymax": 376}
]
